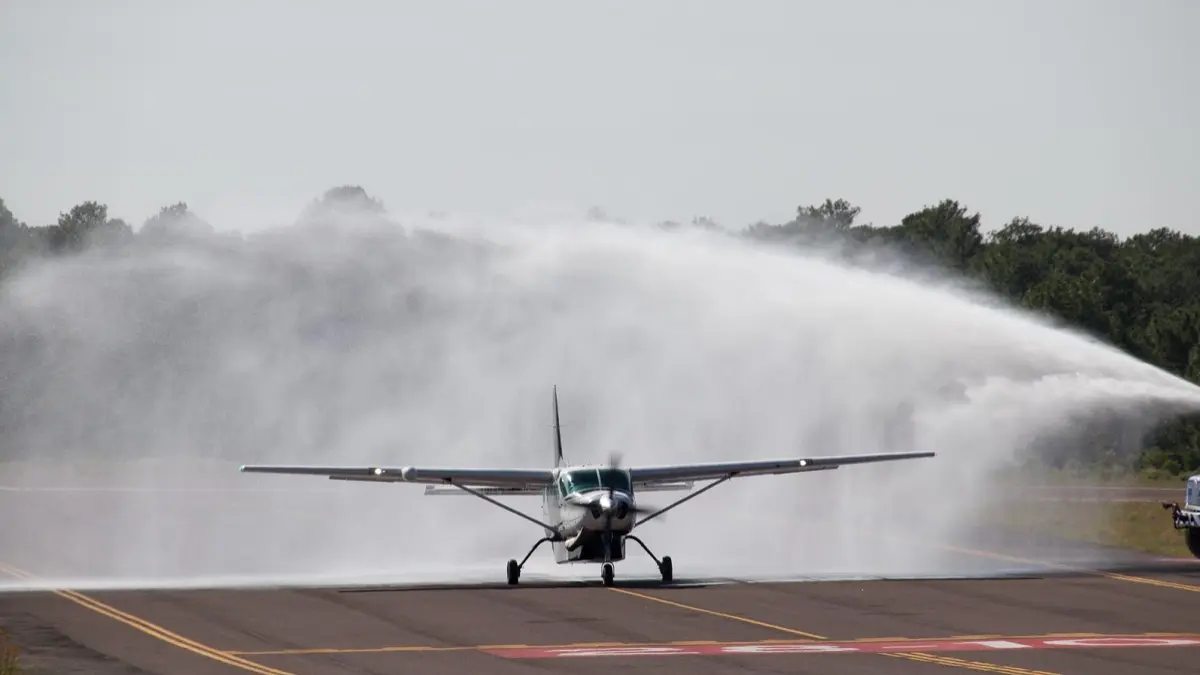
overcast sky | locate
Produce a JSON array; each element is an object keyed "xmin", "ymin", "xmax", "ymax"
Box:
[{"xmin": 2, "ymin": 0, "xmax": 1196, "ymax": 235}]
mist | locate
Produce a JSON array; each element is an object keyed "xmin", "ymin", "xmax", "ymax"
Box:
[{"xmin": 2, "ymin": 211, "xmax": 1199, "ymax": 590}]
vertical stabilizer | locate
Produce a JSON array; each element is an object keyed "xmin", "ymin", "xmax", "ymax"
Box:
[{"xmin": 552, "ymin": 385, "xmax": 565, "ymax": 468}]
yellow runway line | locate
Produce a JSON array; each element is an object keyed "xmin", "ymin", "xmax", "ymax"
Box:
[
  {"xmin": 0, "ymin": 561, "xmax": 293, "ymax": 675},
  {"xmin": 945, "ymin": 546, "xmax": 1200, "ymax": 593}
]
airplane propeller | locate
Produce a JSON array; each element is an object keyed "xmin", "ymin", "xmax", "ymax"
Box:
[{"xmin": 562, "ymin": 452, "xmax": 661, "ymax": 525}]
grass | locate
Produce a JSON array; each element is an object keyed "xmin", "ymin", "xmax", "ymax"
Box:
[
  {"xmin": 0, "ymin": 629, "xmax": 20, "ymax": 675},
  {"xmin": 985, "ymin": 499, "xmax": 1194, "ymax": 559}
]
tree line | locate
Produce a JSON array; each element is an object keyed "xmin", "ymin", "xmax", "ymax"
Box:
[
  {"xmin": 740, "ymin": 197, "xmax": 1200, "ymax": 478},
  {"xmin": 1, "ymin": 187, "xmax": 1198, "ymax": 477}
]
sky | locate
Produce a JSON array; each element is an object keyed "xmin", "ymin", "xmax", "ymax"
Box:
[{"xmin": 1, "ymin": 0, "xmax": 1196, "ymax": 235}]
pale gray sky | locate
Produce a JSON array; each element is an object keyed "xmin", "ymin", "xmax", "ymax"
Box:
[{"xmin": 1, "ymin": 0, "xmax": 1196, "ymax": 235}]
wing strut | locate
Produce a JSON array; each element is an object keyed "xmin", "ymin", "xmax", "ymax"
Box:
[
  {"xmin": 631, "ymin": 464, "xmax": 838, "ymax": 529},
  {"xmin": 451, "ymin": 482, "xmax": 561, "ymax": 536},
  {"xmin": 632, "ymin": 474, "xmax": 735, "ymax": 529}
]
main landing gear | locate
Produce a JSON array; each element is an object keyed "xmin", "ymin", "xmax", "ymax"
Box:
[
  {"xmin": 506, "ymin": 535, "xmax": 555, "ymax": 585},
  {"xmin": 627, "ymin": 534, "xmax": 672, "ymax": 584},
  {"xmin": 504, "ymin": 534, "xmax": 673, "ymax": 586}
]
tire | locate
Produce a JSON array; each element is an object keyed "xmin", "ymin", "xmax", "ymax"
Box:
[
  {"xmin": 1186, "ymin": 529, "xmax": 1200, "ymax": 560},
  {"xmin": 601, "ymin": 562, "xmax": 614, "ymax": 587},
  {"xmin": 660, "ymin": 556, "xmax": 673, "ymax": 583},
  {"xmin": 506, "ymin": 559, "xmax": 520, "ymax": 585}
]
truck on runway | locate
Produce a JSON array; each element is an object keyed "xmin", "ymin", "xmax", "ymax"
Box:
[{"xmin": 1162, "ymin": 474, "xmax": 1200, "ymax": 558}]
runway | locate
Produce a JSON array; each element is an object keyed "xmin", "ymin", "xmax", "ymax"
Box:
[
  {"xmin": 2, "ymin": 544, "xmax": 1199, "ymax": 674},
  {"xmin": 2, "ymin": 475, "xmax": 1198, "ymax": 673}
]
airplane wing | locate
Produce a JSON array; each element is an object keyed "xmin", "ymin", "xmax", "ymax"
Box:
[
  {"xmin": 628, "ymin": 450, "xmax": 934, "ymax": 486},
  {"xmin": 238, "ymin": 464, "xmax": 555, "ymax": 487}
]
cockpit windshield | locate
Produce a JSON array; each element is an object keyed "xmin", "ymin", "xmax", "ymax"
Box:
[{"xmin": 558, "ymin": 467, "xmax": 633, "ymax": 496}]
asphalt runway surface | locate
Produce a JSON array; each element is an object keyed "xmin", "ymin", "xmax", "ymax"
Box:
[
  {"xmin": 2, "ymin": 477, "xmax": 1199, "ymax": 673},
  {"xmin": 2, "ymin": 540, "xmax": 1200, "ymax": 675}
]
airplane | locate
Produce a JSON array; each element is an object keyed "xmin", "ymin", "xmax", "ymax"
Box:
[{"xmin": 239, "ymin": 387, "xmax": 936, "ymax": 587}]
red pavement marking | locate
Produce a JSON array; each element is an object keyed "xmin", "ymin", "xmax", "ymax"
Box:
[{"xmin": 484, "ymin": 636, "xmax": 1200, "ymax": 659}]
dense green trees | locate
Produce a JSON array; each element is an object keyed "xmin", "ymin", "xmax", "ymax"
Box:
[
  {"xmin": 740, "ymin": 197, "xmax": 1200, "ymax": 476},
  {"xmin": 1, "ymin": 188, "xmax": 1198, "ymax": 475}
]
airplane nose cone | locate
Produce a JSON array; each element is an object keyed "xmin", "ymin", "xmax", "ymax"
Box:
[{"xmin": 582, "ymin": 492, "xmax": 633, "ymax": 523}]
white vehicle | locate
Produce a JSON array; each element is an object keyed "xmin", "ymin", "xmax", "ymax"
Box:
[
  {"xmin": 1163, "ymin": 474, "xmax": 1200, "ymax": 558},
  {"xmin": 240, "ymin": 387, "xmax": 935, "ymax": 586}
]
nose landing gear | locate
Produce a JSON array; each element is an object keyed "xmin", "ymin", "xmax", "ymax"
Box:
[{"xmin": 593, "ymin": 536, "xmax": 671, "ymax": 586}]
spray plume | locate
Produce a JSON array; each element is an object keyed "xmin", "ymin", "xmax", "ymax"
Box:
[{"xmin": 1, "ymin": 208, "xmax": 1198, "ymax": 590}]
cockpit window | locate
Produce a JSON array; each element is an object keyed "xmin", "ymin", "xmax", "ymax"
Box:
[
  {"xmin": 558, "ymin": 467, "xmax": 633, "ymax": 496},
  {"xmin": 560, "ymin": 469, "xmax": 600, "ymax": 494},
  {"xmin": 597, "ymin": 468, "xmax": 632, "ymax": 493}
]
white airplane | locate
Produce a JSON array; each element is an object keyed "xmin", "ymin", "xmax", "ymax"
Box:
[{"xmin": 239, "ymin": 387, "xmax": 936, "ymax": 587}]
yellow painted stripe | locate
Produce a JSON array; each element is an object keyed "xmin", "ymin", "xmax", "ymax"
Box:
[
  {"xmin": 0, "ymin": 562, "xmax": 292, "ymax": 675},
  {"xmin": 893, "ymin": 651, "xmax": 1059, "ymax": 675},
  {"xmin": 1105, "ymin": 571, "xmax": 1200, "ymax": 592},
  {"xmin": 607, "ymin": 587, "xmax": 827, "ymax": 639},
  {"xmin": 945, "ymin": 546, "xmax": 1200, "ymax": 593}
]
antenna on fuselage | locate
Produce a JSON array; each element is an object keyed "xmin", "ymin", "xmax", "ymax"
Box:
[{"xmin": 552, "ymin": 385, "xmax": 566, "ymax": 468}]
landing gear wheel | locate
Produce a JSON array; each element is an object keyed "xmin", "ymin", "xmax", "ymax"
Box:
[
  {"xmin": 1187, "ymin": 529, "xmax": 1200, "ymax": 559},
  {"xmin": 506, "ymin": 559, "xmax": 520, "ymax": 585},
  {"xmin": 601, "ymin": 562, "xmax": 614, "ymax": 587},
  {"xmin": 659, "ymin": 555, "xmax": 673, "ymax": 583}
]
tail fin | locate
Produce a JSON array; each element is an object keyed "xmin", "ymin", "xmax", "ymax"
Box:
[{"xmin": 552, "ymin": 385, "xmax": 565, "ymax": 468}]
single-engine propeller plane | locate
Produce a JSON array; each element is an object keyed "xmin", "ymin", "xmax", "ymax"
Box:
[{"xmin": 240, "ymin": 387, "xmax": 936, "ymax": 586}]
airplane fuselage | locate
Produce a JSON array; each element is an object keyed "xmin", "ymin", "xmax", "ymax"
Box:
[{"xmin": 540, "ymin": 467, "xmax": 637, "ymax": 564}]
